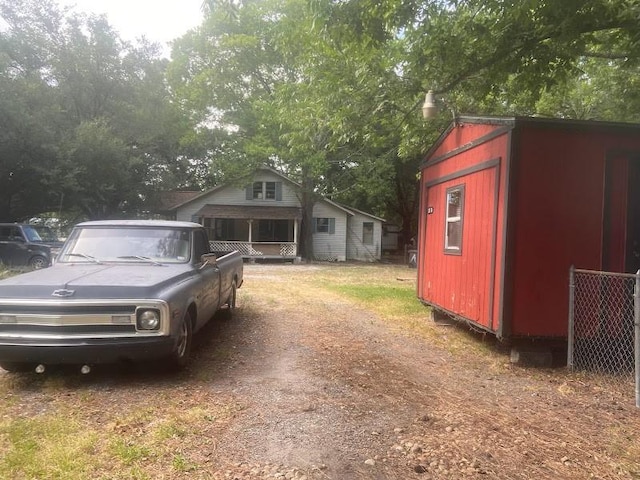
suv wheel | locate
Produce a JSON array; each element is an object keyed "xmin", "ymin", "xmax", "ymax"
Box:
[{"xmin": 29, "ymin": 255, "xmax": 48, "ymax": 269}]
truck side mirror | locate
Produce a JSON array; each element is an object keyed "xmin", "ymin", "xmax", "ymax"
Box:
[{"xmin": 199, "ymin": 253, "xmax": 218, "ymax": 269}]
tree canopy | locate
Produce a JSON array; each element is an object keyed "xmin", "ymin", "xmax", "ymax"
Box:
[
  {"xmin": 0, "ymin": 0, "xmax": 195, "ymax": 224},
  {"xmin": 167, "ymin": 0, "xmax": 640, "ymax": 254},
  {"xmin": 2, "ymin": 0, "xmax": 639, "ymax": 249}
]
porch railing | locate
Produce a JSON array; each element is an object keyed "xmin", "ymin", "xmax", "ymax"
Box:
[{"xmin": 209, "ymin": 241, "xmax": 297, "ymax": 258}]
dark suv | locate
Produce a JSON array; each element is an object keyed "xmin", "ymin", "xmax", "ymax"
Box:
[{"xmin": 0, "ymin": 224, "xmax": 53, "ymax": 269}]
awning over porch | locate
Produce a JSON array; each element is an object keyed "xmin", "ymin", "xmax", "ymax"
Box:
[{"xmin": 194, "ymin": 204, "xmax": 303, "ymax": 220}]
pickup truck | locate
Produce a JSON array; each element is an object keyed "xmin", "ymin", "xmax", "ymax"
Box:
[{"xmin": 0, "ymin": 220, "xmax": 243, "ymax": 373}]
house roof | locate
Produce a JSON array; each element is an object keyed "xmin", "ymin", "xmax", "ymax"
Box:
[
  {"xmin": 168, "ymin": 167, "xmax": 361, "ymax": 217},
  {"xmin": 336, "ymin": 203, "xmax": 385, "ymax": 223},
  {"xmin": 153, "ymin": 191, "xmax": 201, "ymax": 212},
  {"xmin": 194, "ymin": 205, "xmax": 303, "ymax": 220}
]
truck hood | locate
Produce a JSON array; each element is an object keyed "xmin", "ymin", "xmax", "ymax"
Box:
[{"xmin": 0, "ymin": 263, "xmax": 195, "ymax": 300}]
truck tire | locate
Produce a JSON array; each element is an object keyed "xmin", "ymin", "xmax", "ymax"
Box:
[
  {"xmin": 219, "ymin": 279, "xmax": 237, "ymax": 320},
  {"xmin": 227, "ymin": 279, "xmax": 237, "ymax": 309},
  {"xmin": 167, "ymin": 311, "xmax": 193, "ymax": 370}
]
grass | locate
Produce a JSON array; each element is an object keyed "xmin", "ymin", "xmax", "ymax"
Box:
[
  {"xmin": 0, "ymin": 382, "xmax": 236, "ymax": 479},
  {"xmin": 1, "ymin": 415, "xmax": 97, "ymax": 479},
  {"xmin": 0, "ymin": 266, "xmax": 15, "ymax": 281},
  {"xmin": 299, "ymin": 264, "xmax": 505, "ymax": 363}
]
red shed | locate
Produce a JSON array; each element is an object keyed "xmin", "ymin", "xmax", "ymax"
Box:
[{"xmin": 417, "ymin": 116, "xmax": 640, "ymax": 341}]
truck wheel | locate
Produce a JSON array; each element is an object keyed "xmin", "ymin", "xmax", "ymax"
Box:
[
  {"xmin": 227, "ymin": 279, "xmax": 237, "ymax": 309},
  {"xmin": 0, "ymin": 362, "xmax": 33, "ymax": 373},
  {"xmin": 219, "ymin": 279, "xmax": 237, "ymax": 320},
  {"xmin": 29, "ymin": 255, "xmax": 48, "ymax": 270},
  {"xmin": 167, "ymin": 311, "xmax": 193, "ymax": 370}
]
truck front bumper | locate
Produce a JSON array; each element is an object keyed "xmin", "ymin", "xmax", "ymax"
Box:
[{"xmin": 0, "ymin": 336, "xmax": 176, "ymax": 365}]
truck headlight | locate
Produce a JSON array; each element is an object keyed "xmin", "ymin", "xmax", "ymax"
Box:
[{"xmin": 137, "ymin": 309, "xmax": 160, "ymax": 330}]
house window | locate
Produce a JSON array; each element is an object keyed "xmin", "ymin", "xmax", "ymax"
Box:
[
  {"xmin": 445, "ymin": 185, "xmax": 464, "ymax": 254},
  {"xmin": 314, "ymin": 217, "xmax": 335, "ymax": 234},
  {"xmin": 248, "ymin": 181, "xmax": 281, "ymax": 200},
  {"xmin": 252, "ymin": 182, "xmax": 263, "ymax": 199},
  {"xmin": 265, "ymin": 182, "xmax": 276, "ymax": 199},
  {"xmin": 362, "ymin": 222, "xmax": 374, "ymax": 245}
]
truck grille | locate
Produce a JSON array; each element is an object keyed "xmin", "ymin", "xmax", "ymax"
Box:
[{"xmin": 0, "ymin": 300, "xmax": 170, "ymax": 337}]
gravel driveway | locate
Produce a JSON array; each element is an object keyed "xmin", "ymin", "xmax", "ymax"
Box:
[
  {"xmin": 1, "ymin": 263, "xmax": 639, "ymax": 479},
  {"xmin": 196, "ymin": 264, "xmax": 640, "ymax": 479}
]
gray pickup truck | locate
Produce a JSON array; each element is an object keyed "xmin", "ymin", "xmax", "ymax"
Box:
[{"xmin": 0, "ymin": 220, "xmax": 243, "ymax": 373}]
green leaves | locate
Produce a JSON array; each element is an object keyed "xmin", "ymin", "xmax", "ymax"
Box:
[{"xmin": 0, "ymin": 0, "xmax": 196, "ymax": 222}]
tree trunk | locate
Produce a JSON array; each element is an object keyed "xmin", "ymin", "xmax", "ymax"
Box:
[{"xmin": 298, "ymin": 170, "xmax": 316, "ymax": 261}]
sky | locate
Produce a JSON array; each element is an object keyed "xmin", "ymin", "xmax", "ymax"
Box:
[{"xmin": 56, "ymin": 0, "xmax": 205, "ymax": 53}]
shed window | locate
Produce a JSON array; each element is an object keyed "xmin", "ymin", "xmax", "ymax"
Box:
[
  {"xmin": 362, "ymin": 222, "xmax": 374, "ymax": 245},
  {"xmin": 445, "ymin": 185, "xmax": 464, "ymax": 254}
]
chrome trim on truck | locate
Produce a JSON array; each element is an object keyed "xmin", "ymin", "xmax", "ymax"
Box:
[{"xmin": 0, "ymin": 299, "xmax": 171, "ymax": 338}]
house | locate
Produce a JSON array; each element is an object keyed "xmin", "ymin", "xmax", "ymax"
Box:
[
  {"xmin": 168, "ymin": 168, "xmax": 384, "ymax": 262},
  {"xmin": 417, "ymin": 116, "xmax": 640, "ymax": 343}
]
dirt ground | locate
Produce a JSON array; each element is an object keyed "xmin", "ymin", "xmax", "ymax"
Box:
[{"xmin": 2, "ymin": 263, "xmax": 640, "ymax": 479}]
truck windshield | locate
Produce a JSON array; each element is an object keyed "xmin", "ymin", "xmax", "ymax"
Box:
[{"xmin": 57, "ymin": 227, "xmax": 191, "ymax": 263}]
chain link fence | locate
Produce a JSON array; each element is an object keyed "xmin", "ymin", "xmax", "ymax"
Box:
[{"xmin": 568, "ymin": 267, "xmax": 640, "ymax": 407}]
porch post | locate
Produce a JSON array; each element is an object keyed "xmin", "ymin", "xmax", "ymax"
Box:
[
  {"xmin": 293, "ymin": 219, "xmax": 299, "ymax": 255},
  {"xmin": 247, "ymin": 219, "xmax": 254, "ymax": 259}
]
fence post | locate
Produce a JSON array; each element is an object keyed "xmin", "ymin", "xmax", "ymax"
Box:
[
  {"xmin": 635, "ymin": 270, "xmax": 640, "ymax": 408},
  {"xmin": 567, "ymin": 265, "xmax": 575, "ymax": 371}
]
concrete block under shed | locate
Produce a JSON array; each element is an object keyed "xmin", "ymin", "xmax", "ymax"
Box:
[{"xmin": 510, "ymin": 346, "xmax": 553, "ymax": 368}]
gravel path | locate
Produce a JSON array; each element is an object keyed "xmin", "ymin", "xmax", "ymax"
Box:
[{"xmin": 194, "ymin": 264, "xmax": 640, "ymax": 479}]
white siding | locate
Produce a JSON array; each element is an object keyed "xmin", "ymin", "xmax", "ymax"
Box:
[
  {"xmin": 312, "ymin": 202, "xmax": 348, "ymax": 262},
  {"xmin": 175, "ymin": 171, "xmax": 301, "ymax": 222},
  {"xmin": 176, "ymin": 198, "xmax": 208, "ymax": 222},
  {"xmin": 346, "ymin": 212, "xmax": 382, "ymax": 261}
]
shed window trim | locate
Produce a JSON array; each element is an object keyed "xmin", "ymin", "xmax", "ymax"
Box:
[{"xmin": 444, "ymin": 185, "xmax": 464, "ymax": 255}]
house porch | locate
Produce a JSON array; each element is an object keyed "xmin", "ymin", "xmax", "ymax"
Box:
[{"xmin": 193, "ymin": 204, "xmax": 302, "ymax": 261}]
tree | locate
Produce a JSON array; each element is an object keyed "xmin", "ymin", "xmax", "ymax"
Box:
[
  {"xmin": 169, "ymin": 0, "xmax": 326, "ymax": 258},
  {"xmin": 0, "ymin": 0, "xmax": 195, "ymax": 222},
  {"xmin": 171, "ymin": 0, "xmax": 640, "ymax": 260},
  {"xmin": 321, "ymin": 0, "xmax": 640, "ymax": 113}
]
